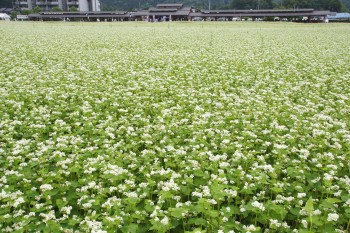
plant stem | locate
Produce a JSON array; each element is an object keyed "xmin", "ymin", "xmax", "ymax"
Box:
[
  {"xmin": 255, "ymin": 213, "xmax": 258, "ymax": 226},
  {"xmin": 309, "ymin": 214, "xmax": 313, "ymax": 232}
]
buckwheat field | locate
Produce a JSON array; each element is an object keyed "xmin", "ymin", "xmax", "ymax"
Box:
[{"xmin": 0, "ymin": 21, "xmax": 349, "ymax": 233}]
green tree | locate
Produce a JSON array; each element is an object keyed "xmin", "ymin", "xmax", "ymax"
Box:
[
  {"xmin": 69, "ymin": 6, "xmax": 78, "ymax": 11},
  {"xmin": 231, "ymin": 0, "xmax": 273, "ymax": 9},
  {"xmin": 21, "ymin": 9, "xmax": 33, "ymax": 15},
  {"xmin": 33, "ymin": 6, "xmax": 42, "ymax": 13},
  {"xmin": 327, "ymin": 0, "xmax": 344, "ymax": 11},
  {"xmin": 341, "ymin": 0, "xmax": 350, "ymax": 9},
  {"xmin": 51, "ymin": 6, "xmax": 62, "ymax": 12},
  {"xmin": 11, "ymin": 11, "xmax": 18, "ymax": 20},
  {"xmin": 272, "ymin": 0, "xmax": 346, "ymax": 10}
]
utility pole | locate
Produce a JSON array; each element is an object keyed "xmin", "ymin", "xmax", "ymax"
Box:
[{"xmin": 209, "ymin": 0, "xmax": 211, "ymax": 10}]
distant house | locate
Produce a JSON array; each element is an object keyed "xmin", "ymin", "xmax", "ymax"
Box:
[
  {"xmin": 133, "ymin": 4, "xmax": 192, "ymax": 21},
  {"xmin": 189, "ymin": 9, "xmax": 334, "ymax": 22},
  {"xmin": 0, "ymin": 13, "xmax": 11, "ymax": 21},
  {"xmin": 328, "ymin": 13, "xmax": 350, "ymax": 21}
]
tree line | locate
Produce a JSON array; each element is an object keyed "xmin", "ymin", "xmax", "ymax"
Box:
[
  {"xmin": 101, "ymin": 0, "xmax": 349, "ymax": 12},
  {"xmin": 1, "ymin": 0, "xmax": 349, "ymax": 12}
]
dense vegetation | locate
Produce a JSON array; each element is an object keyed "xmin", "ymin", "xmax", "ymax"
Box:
[
  {"xmin": 0, "ymin": 21, "xmax": 349, "ymax": 233},
  {"xmin": 99, "ymin": 0, "xmax": 349, "ymax": 11},
  {"xmin": 1, "ymin": 0, "xmax": 349, "ymax": 12}
]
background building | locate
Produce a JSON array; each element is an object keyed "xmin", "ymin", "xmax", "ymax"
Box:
[
  {"xmin": 28, "ymin": 4, "xmax": 334, "ymax": 22},
  {"xmin": 15, "ymin": 0, "xmax": 100, "ymax": 11},
  {"xmin": 78, "ymin": 0, "xmax": 100, "ymax": 11}
]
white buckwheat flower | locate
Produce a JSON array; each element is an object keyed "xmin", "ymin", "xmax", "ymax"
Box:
[
  {"xmin": 40, "ymin": 184, "xmax": 53, "ymax": 192},
  {"xmin": 251, "ymin": 201, "xmax": 265, "ymax": 211},
  {"xmin": 13, "ymin": 197, "xmax": 25, "ymax": 208},
  {"xmin": 327, "ymin": 213, "xmax": 339, "ymax": 222},
  {"xmin": 160, "ymin": 216, "xmax": 169, "ymax": 225},
  {"xmin": 301, "ymin": 219, "xmax": 308, "ymax": 228}
]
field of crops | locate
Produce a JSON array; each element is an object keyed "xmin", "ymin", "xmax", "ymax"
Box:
[{"xmin": 0, "ymin": 21, "xmax": 350, "ymax": 232}]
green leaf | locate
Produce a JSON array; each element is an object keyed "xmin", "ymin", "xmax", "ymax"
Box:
[
  {"xmin": 187, "ymin": 218, "xmax": 207, "ymax": 226},
  {"xmin": 46, "ymin": 220, "xmax": 61, "ymax": 233},
  {"xmin": 127, "ymin": 224, "xmax": 139, "ymax": 233},
  {"xmin": 325, "ymin": 198, "xmax": 342, "ymax": 204},
  {"xmin": 185, "ymin": 228, "xmax": 205, "ymax": 233},
  {"xmin": 208, "ymin": 210, "xmax": 219, "ymax": 218},
  {"xmin": 306, "ymin": 215, "xmax": 323, "ymax": 226},
  {"xmin": 170, "ymin": 208, "xmax": 185, "ymax": 218},
  {"xmin": 305, "ymin": 197, "xmax": 314, "ymax": 215},
  {"xmin": 56, "ymin": 199, "xmax": 64, "ymax": 209},
  {"xmin": 341, "ymin": 194, "xmax": 350, "ymax": 202},
  {"xmin": 180, "ymin": 185, "xmax": 192, "ymax": 195}
]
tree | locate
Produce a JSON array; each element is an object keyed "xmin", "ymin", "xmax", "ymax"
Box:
[
  {"xmin": 327, "ymin": 0, "xmax": 344, "ymax": 11},
  {"xmin": 33, "ymin": 6, "xmax": 42, "ymax": 13},
  {"xmin": 341, "ymin": 0, "xmax": 350, "ymax": 9},
  {"xmin": 281, "ymin": 0, "xmax": 310, "ymax": 9},
  {"xmin": 21, "ymin": 9, "xmax": 33, "ymax": 15},
  {"xmin": 272, "ymin": 0, "xmax": 346, "ymax": 11},
  {"xmin": 11, "ymin": 11, "xmax": 18, "ymax": 20},
  {"xmin": 69, "ymin": 6, "xmax": 78, "ymax": 12},
  {"xmin": 96, "ymin": 0, "xmax": 348, "ymax": 11},
  {"xmin": 232, "ymin": 0, "xmax": 255, "ymax": 9},
  {"xmin": 51, "ymin": 6, "xmax": 62, "ymax": 12},
  {"xmin": 231, "ymin": 0, "xmax": 273, "ymax": 9}
]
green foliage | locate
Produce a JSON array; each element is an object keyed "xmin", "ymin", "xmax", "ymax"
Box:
[
  {"xmin": 274, "ymin": 0, "xmax": 345, "ymax": 11},
  {"xmin": 33, "ymin": 6, "xmax": 42, "ymax": 13},
  {"xmin": 51, "ymin": 6, "xmax": 62, "ymax": 12},
  {"xmin": 21, "ymin": 9, "xmax": 33, "ymax": 15},
  {"xmin": 232, "ymin": 0, "xmax": 273, "ymax": 9},
  {"xmin": 10, "ymin": 11, "xmax": 18, "ymax": 20},
  {"xmin": 69, "ymin": 6, "xmax": 78, "ymax": 12},
  {"xmin": 341, "ymin": 0, "xmax": 350, "ymax": 9},
  {"xmin": 99, "ymin": 0, "xmax": 349, "ymax": 11}
]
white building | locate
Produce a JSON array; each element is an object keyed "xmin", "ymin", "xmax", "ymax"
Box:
[
  {"xmin": 78, "ymin": 0, "xmax": 100, "ymax": 12},
  {"xmin": 15, "ymin": 0, "xmax": 100, "ymax": 11},
  {"xmin": 0, "ymin": 13, "xmax": 11, "ymax": 20}
]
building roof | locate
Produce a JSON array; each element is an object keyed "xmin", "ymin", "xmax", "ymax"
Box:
[
  {"xmin": 328, "ymin": 12, "xmax": 350, "ymax": 19},
  {"xmin": 156, "ymin": 4, "xmax": 183, "ymax": 8},
  {"xmin": 134, "ymin": 5, "xmax": 191, "ymax": 16},
  {"xmin": 189, "ymin": 9, "xmax": 333, "ymax": 18},
  {"xmin": 200, "ymin": 9, "xmax": 315, "ymax": 14},
  {"xmin": 0, "ymin": 13, "xmax": 11, "ymax": 19},
  {"xmin": 39, "ymin": 11, "xmax": 128, "ymax": 15},
  {"xmin": 149, "ymin": 7, "xmax": 178, "ymax": 12},
  {"xmin": 0, "ymin": 8, "xmax": 13, "ymax": 13}
]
